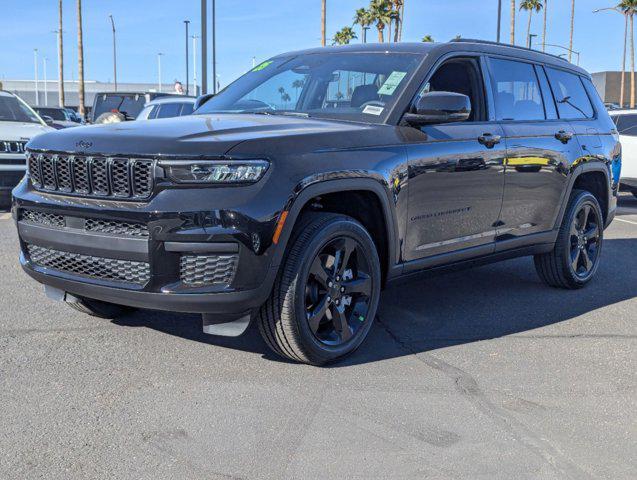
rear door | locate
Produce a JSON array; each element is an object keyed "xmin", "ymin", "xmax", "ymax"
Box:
[{"xmin": 487, "ymin": 57, "xmax": 581, "ymax": 246}]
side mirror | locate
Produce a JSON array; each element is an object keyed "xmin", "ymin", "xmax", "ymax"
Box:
[
  {"xmin": 404, "ymin": 91, "xmax": 471, "ymax": 126},
  {"xmin": 194, "ymin": 93, "xmax": 215, "ymax": 110},
  {"xmin": 41, "ymin": 115, "xmax": 54, "ymax": 126}
]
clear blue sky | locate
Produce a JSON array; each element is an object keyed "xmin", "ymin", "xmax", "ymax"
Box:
[{"xmin": 0, "ymin": 0, "xmax": 627, "ymax": 89}]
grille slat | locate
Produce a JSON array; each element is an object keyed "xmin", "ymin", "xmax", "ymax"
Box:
[
  {"xmin": 180, "ymin": 254, "xmax": 238, "ymax": 287},
  {"xmin": 20, "ymin": 208, "xmax": 149, "ymax": 238},
  {"xmin": 26, "ymin": 152, "xmax": 154, "ymax": 200},
  {"xmin": 27, "ymin": 244, "xmax": 150, "ymax": 286}
]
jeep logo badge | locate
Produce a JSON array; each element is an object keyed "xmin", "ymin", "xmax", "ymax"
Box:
[{"xmin": 76, "ymin": 140, "xmax": 93, "ymax": 150}]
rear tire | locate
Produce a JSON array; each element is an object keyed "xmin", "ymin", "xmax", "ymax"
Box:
[
  {"xmin": 257, "ymin": 213, "xmax": 381, "ymax": 366},
  {"xmin": 534, "ymin": 189, "xmax": 603, "ymax": 289},
  {"xmin": 68, "ymin": 297, "xmax": 135, "ymax": 319}
]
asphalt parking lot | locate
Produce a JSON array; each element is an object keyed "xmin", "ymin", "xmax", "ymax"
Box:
[{"xmin": 0, "ymin": 196, "xmax": 635, "ymax": 480}]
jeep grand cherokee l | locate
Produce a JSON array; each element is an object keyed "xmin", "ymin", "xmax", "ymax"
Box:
[{"xmin": 12, "ymin": 41, "xmax": 621, "ymax": 365}]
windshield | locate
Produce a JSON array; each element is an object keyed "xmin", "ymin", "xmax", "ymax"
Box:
[
  {"xmin": 196, "ymin": 52, "xmax": 423, "ymax": 123},
  {"xmin": 36, "ymin": 108, "xmax": 67, "ymax": 121},
  {"xmin": 93, "ymin": 94, "xmax": 148, "ymax": 120},
  {"xmin": 0, "ymin": 95, "xmax": 42, "ymax": 124}
]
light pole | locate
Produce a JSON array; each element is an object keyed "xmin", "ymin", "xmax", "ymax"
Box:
[
  {"xmin": 157, "ymin": 53, "xmax": 163, "ymax": 93},
  {"xmin": 496, "ymin": 0, "xmax": 502, "ymax": 42},
  {"xmin": 212, "ymin": 0, "xmax": 217, "ymax": 94},
  {"xmin": 544, "ymin": 43, "xmax": 581, "ymax": 65},
  {"xmin": 184, "ymin": 20, "xmax": 190, "ymax": 96},
  {"xmin": 528, "ymin": 33, "xmax": 538, "ymax": 49},
  {"xmin": 34, "ymin": 49, "xmax": 39, "ymax": 106},
  {"xmin": 594, "ymin": 7, "xmax": 628, "ymax": 109},
  {"xmin": 109, "ymin": 14, "xmax": 117, "ymax": 91},
  {"xmin": 362, "ymin": 26, "xmax": 369, "ymax": 43},
  {"xmin": 201, "ymin": 0, "xmax": 207, "ymax": 95},
  {"xmin": 43, "ymin": 56, "xmax": 48, "ymax": 106},
  {"xmin": 192, "ymin": 35, "xmax": 199, "ymax": 95}
]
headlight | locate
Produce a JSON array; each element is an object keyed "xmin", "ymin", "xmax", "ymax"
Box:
[{"xmin": 161, "ymin": 160, "xmax": 269, "ymax": 184}]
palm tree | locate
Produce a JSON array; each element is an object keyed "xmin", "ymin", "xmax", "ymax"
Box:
[
  {"xmin": 510, "ymin": 0, "xmax": 516, "ymax": 44},
  {"xmin": 57, "ymin": 0, "xmax": 65, "ymax": 107},
  {"xmin": 620, "ymin": 0, "xmax": 637, "ymax": 108},
  {"xmin": 354, "ymin": 8, "xmax": 372, "ymax": 43},
  {"xmin": 520, "ymin": 0, "xmax": 543, "ymax": 48},
  {"xmin": 77, "ymin": 0, "xmax": 85, "ymax": 118},
  {"xmin": 369, "ymin": 0, "xmax": 393, "ymax": 43},
  {"xmin": 421, "ymin": 35, "xmax": 434, "ymax": 42},
  {"xmin": 542, "ymin": 0, "xmax": 548, "ymax": 51},
  {"xmin": 391, "ymin": 0, "xmax": 404, "ymax": 42},
  {"xmin": 321, "ymin": 0, "xmax": 327, "ymax": 47},
  {"xmin": 292, "ymin": 79, "xmax": 305, "ymax": 101},
  {"xmin": 332, "ymin": 26, "xmax": 357, "ymax": 45},
  {"xmin": 568, "ymin": 0, "xmax": 575, "ymax": 62}
]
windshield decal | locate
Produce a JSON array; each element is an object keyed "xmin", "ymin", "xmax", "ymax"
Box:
[
  {"xmin": 377, "ymin": 71, "xmax": 407, "ymax": 96},
  {"xmin": 252, "ymin": 60, "xmax": 273, "ymax": 72},
  {"xmin": 362, "ymin": 105, "xmax": 384, "ymax": 116}
]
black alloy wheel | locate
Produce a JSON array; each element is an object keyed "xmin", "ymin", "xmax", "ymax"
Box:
[
  {"xmin": 305, "ymin": 237, "xmax": 373, "ymax": 346},
  {"xmin": 534, "ymin": 189, "xmax": 604, "ymax": 289},
  {"xmin": 569, "ymin": 203, "xmax": 601, "ymax": 280},
  {"xmin": 257, "ymin": 213, "xmax": 381, "ymax": 365}
]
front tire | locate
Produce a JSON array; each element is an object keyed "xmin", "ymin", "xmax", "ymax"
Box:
[
  {"xmin": 68, "ymin": 296, "xmax": 135, "ymax": 319},
  {"xmin": 534, "ymin": 189, "xmax": 604, "ymax": 289},
  {"xmin": 257, "ymin": 213, "xmax": 381, "ymax": 366}
]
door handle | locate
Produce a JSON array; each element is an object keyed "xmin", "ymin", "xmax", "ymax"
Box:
[
  {"xmin": 555, "ymin": 130, "xmax": 574, "ymax": 144},
  {"xmin": 478, "ymin": 133, "xmax": 502, "ymax": 149}
]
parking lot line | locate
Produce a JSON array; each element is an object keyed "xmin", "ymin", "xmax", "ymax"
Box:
[
  {"xmin": 0, "ymin": 213, "xmax": 11, "ymax": 220},
  {"xmin": 615, "ymin": 217, "xmax": 637, "ymax": 226}
]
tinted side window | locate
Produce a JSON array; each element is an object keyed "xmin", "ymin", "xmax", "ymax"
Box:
[
  {"xmin": 180, "ymin": 103, "xmax": 194, "ymax": 116},
  {"xmin": 546, "ymin": 68, "xmax": 594, "ymax": 119},
  {"xmin": 614, "ymin": 114, "xmax": 637, "ymax": 136},
  {"xmin": 490, "ymin": 58, "xmax": 545, "ymax": 121},
  {"xmin": 156, "ymin": 103, "xmax": 182, "ymax": 119}
]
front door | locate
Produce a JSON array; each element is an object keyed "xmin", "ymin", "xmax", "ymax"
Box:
[{"xmin": 403, "ymin": 57, "xmax": 506, "ymax": 265}]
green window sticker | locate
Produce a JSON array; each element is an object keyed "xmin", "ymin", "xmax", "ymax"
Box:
[
  {"xmin": 252, "ymin": 60, "xmax": 273, "ymax": 72},
  {"xmin": 377, "ymin": 71, "xmax": 407, "ymax": 96}
]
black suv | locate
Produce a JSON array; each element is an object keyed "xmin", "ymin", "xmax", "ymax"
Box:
[{"xmin": 12, "ymin": 41, "xmax": 621, "ymax": 365}]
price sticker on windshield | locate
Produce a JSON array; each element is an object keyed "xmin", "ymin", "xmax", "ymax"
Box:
[{"xmin": 377, "ymin": 71, "xmax": 407, "ymax": 96}]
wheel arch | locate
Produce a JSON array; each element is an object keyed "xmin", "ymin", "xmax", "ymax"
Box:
[
  {"xmin": 271, "ymin": 177, "xmax": 400, "ymax": 285},
  {"xmin": 556, "ymin": 163, "xmax": 612, "ymax": 230}
]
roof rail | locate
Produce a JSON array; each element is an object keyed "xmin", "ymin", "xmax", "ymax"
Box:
[{"xmin": 450, "ymin": 38, "xmax": 570, "ymax": 63}]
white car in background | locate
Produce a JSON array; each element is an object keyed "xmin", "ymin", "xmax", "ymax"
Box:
[
  {"xmin": 610, "ymin": 109, "xmax": 637, "ymax": 198},
  {"xmin": 0, "ymin": 91, "xmax": 53, "ymax": 205},
  {"xmin": 136, "ymin": 96, "xmax": 196, "ymax": 120}
]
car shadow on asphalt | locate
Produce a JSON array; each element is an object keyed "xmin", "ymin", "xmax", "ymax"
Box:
[{"xmin": 113, "ymin": 237, "xmax": 637, "ymax": 367}]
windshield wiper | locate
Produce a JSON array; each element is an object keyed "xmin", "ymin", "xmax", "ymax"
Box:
[{"xmin": 243, "ymin": 110, "xmax": 310, "ymax": 118}]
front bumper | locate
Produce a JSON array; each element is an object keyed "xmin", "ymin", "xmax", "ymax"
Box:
[{"xmin": 12, "ymin": 179, "xmax": 282, "ymax": 314}]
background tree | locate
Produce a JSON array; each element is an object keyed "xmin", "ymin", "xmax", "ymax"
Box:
[
  {"xmin": 542, "ymin": 0, "xmax": 548, "ymax": 51},
  {"xmin": 332, "ymin": 26, "xmax": 357, "ymax": 45},
  {"xmin": 510, "ymin": 0, "xmax": 516, "ymax": 44},
  {"xmin": 421, "ymin": 35, "xmax": 434, "ymax": 42},
  {"xmin": 292, "ymin": 78, "xmax": 305, "ymax": 101},
  {"xmin": 520, "ymin": 0, "xmax": 543, "ymax": 48},
  {"xmin": 369, "ymin": 0, "xmax": 393, "ymax": 43},
  {"xmin": 76, "ymin": 0, "xmax": 85, "ymax": 118},
  {"xmin": 354, "ymin": 8, "xmax": 372, "ymax": 43},
  {"xmin": 391, "ymin": 0, "xmax": 404, "ymax": 42},
  {"xmin": 321, "ymin": 0, "xmax": 327, "ymax": 46},
  {"xmin": 621, "ymin": 0, "xmax": 637, "ymax": 108}
]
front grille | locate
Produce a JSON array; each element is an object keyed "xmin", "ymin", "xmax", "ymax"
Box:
[
  {"xmin": 26, "ymin": 152, "xmax": 154, "ymax": 200},
  {"xmin": 180, "ymin": 254, "xmax": 238, "ymax": 287},
  {"xmin": 27, "ymin": 244, "xmax": 150, "ymax": 286},
  {"xmin": 20, "ymin": 210, "xmax": 65, "ymax": 228},
  {"xmin": 20, "ymin": 208, "xmax": 149, "ymax": 237},
  {"xmin": 0, "ymin": 141, "xmax": 26, "ymax": 154},
  {"xmin": 84, "ymin": 218, "xmax": 149, "ymax": 237}
]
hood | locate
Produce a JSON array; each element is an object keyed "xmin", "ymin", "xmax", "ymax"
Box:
[
  {"xmin": 0, "ymin": 121, "xmax": 53, "ymax": 141},
  {"xmin": 26, "ymin": 113, "xmax": 376, "ymax": 157}
]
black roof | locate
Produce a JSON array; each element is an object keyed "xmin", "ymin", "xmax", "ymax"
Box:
[{"xmin": 275, "ymin": 40, "xmax": 589, "ymax": 77}]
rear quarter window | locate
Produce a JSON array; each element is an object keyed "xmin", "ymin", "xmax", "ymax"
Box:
[{"xmin": 546, "ymin": 68, "xmax": 594, "ymax": 119}]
